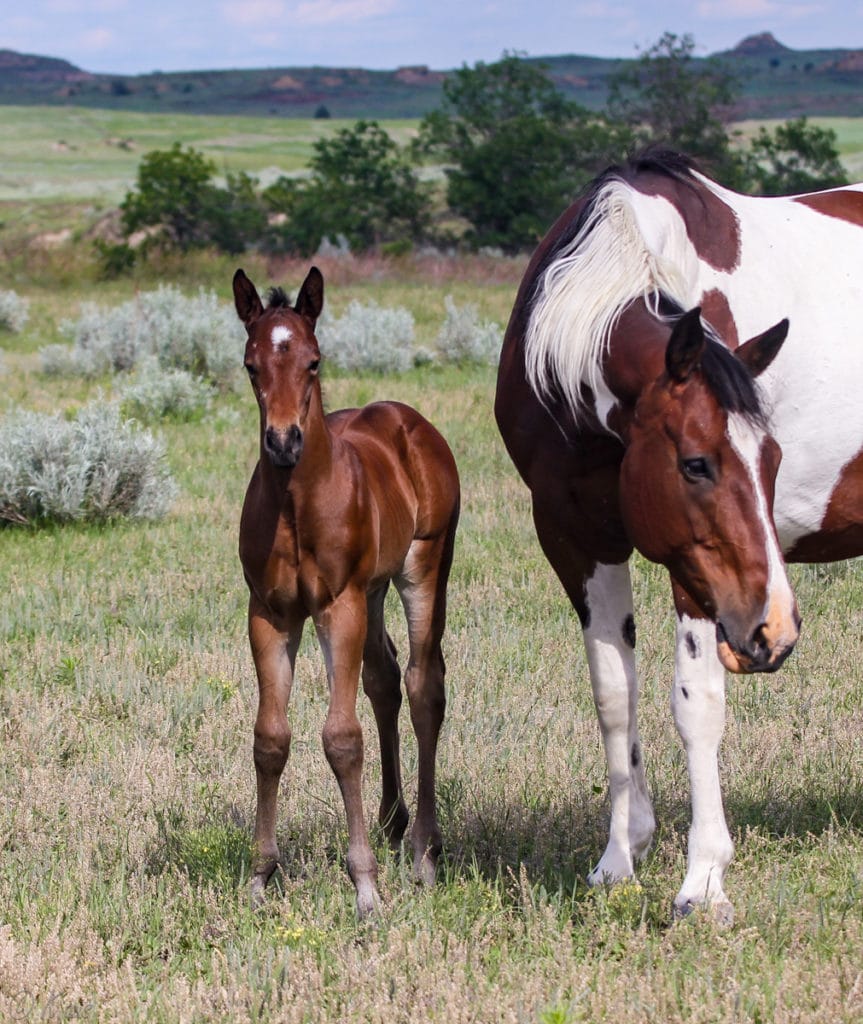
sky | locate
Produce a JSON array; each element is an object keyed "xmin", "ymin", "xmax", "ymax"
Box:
[{"xmin": 4, "ymin": 0, "xmax": 863, "ymax": 76}]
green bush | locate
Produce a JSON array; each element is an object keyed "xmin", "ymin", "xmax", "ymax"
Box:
[
  {"xmin": 317, "ymin": 300, "xmax": 417, "ymax": 372},
  {"xmin": 436, "ymin": 295, "xmax": 501, "ymax": 365},
  {"xmin": 0, "ymin": 401, "xmax": 177, "ymax": 526},
  {"xmin": 0, "ymin": 289, "xmax": 30, "ymax": 333}
]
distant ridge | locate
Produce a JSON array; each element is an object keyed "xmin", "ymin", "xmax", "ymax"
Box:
[
  {"xmin": 3, "ymin": 37, "xmax": 863, "ymax": 119},
  {"xmin": 731, "ymin": 32, "xmax": 790, "ymax": 55}
]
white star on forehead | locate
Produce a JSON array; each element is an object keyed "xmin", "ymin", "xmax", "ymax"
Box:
[{"xmin": 271, "ymin": 325, "xmax": 292, "ymax": 349}]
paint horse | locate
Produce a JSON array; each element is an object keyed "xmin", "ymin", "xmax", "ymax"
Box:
[
  {"xmin": 496, "ymin": 150, "xmax": 863, "ymax": 923},
  {"xmin": 234, "ymin": 267, "xmax": 460, "ymax": 917}
]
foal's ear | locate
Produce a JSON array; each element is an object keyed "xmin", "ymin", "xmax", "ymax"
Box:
[
  {"xmin": 294, "ymin": 266, "xmax": 324, "ymax": 325},
  {"xmin": 665, "ymin": 307, "xmax": 705, "ymax": 382},
  {"xmin": 735, "ymin": 318, "xmax": 789, "ymax": 378},
  {"xmin": 233, "ymin": 268, "xmax": 264, "ymax": 327}
]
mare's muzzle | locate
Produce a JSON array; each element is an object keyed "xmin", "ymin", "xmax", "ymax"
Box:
[
  {"xmin": 265, "ymin": 424, "xmax": 304, "ymax": 467},
  {"xmin": 715, "ymin": 609, "xmax": 801, "ymax": 674}
]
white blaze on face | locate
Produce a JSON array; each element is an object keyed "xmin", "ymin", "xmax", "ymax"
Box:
[
  {"xmin": 271, "ymin": 325, "xmax": 292, "ymax": 349},
  {"xmin": 725, "ymin": 413, "xmax": 798, "ymax": 665}
]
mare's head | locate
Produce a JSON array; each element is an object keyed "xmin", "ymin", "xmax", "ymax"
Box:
[
  {"xmin": 618, "ymin": 307, "xmax": 800, "ymax": 673},
  {"xmin": 233, "ymin": 266, "xmax": 324, "ymax": 469}
]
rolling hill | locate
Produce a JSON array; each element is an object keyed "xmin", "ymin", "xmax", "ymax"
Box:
[{"xmin": 4, "ymin": 33, "xmax": 863, "ymax": 120}]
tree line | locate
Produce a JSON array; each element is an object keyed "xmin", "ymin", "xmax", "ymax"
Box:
[{"xmin": 105, "ymin": 34, "xmax": 849, "ymax": 272}]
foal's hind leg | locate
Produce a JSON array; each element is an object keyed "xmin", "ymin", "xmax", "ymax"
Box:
[
  {"xmin": 395, "ymin": 535, "xmax": 453, "ymax": 886},
  {"xmin": 248, "ymin": 599, "xmax": 302, "ymax": 902},
  {"xmin": 362, "ymin": 583, "xmax": 410, "ymax": 847}
]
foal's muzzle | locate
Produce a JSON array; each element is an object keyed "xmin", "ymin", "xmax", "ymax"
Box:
[{"xmin": 265, "ymin": 424, "xmax": 304, "ymax": 467}]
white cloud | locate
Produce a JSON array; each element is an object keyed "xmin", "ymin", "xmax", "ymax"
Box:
[
  {"xmin": 697, "ymin": 0, "xmax": 824, "ymax": 18},
  {"xmin": 220, "ymin": 0, "xmax": 288, "ymax": 27},
  {"xmin": 77, "ymin": 26, "xmax": 116, "ymax": 52},
  {"xmin": 292, "ymin": 0, "xmax": 397, "ymax": 25}
]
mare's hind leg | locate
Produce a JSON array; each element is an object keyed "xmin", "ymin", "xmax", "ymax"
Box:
[
  {"xmin": 395, "ymin": 534, "xmax": 454, "ymax": 886},
  {"xmin": 362, "ymin": 583, "xmax": 410, "ymax": 847},
  {"xmin": 248, "ymin": 598, "xmax": 302, "ymax": 902}
]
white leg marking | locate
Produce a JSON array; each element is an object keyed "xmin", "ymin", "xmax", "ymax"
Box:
[
  {"xmin": 583, "ymin": 562, "xmax": 656, "ymax": 886},
  {"xmin": 672, "ymin": 614, "xmax": 735, "ymax": 921}
]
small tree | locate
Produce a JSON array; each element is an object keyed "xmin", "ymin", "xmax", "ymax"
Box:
[
  {"xmin": 418, "ymin": 54, "xmax": 631, "ymax": 252},
  {"xmin": 121, "ymin": 143, "xmax": 218, "ymax": 249},
  {"xmin": 608, "ymin": 32, "xmax": 747, "ymax": 187},
  {"xmin": 266, "ymin": 121, "xmax": 430, "ymax": 254},
  {"xmin": 745, "ymin": 117, "xmax": 848, "ymax": 195}
]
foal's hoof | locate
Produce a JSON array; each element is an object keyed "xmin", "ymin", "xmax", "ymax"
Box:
[
  {"xmin": 672, "ymin": 897, "xmax": 735, "ymax": 929},
  {"xmin": 412, "ymin": 852, "xmax": 437, "ymax": 888},
  {"xmin": 250, "ymin": 872, "xmax": 272, "ymax": 907},
  {"xmin": 355, "ymin": 882, "xmax": 382, "ymax": 921}
]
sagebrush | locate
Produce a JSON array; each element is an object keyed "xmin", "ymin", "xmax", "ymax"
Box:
[
  {"xmin": 41, "ymin": 285, "xmax": 243, "ymax": 387},
  {"xmin": 0, "ymin": 401, "xmax": 177, "ymax": 525}
]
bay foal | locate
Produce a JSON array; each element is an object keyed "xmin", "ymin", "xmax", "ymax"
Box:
[{"xmin": 234, "ymin": 267, "xmax": 460, "ymax": 916}]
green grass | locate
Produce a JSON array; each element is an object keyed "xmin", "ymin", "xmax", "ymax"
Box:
[
  {"xmin": 1, "ymin": 107, "xmax": 863, "ymax": 1021},
  {"xmin": 1, "ymin": 259, "xmax": 863, "ymax": 1022}
]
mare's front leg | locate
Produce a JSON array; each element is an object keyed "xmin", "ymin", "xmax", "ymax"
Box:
[
  {"xmin": 670, "ymin": 594, "xmax": 735, "ymax": 924},
  {"xmin": 534, "ymin": 499, "xmax": 655, "ymax": 884},
  {"xmin": 581, "ymin": 561, "xmax": 656, "ymax": 884},
  {"xmin": 315, "ymin": 588, "xmax": 380, "ymax": 918},
  {"xmin": 249, "ymin": 598, "xmax": 302, "ymax": 902}
]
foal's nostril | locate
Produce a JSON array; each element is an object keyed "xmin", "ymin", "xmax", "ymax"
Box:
[{"xmin": 265, "ymin": 425, "xmax": 304, "ymax": 466}]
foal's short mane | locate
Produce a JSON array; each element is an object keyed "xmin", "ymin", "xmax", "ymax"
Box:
[
  {"xmin": 524, "ymin": 150, "xmax": 762, "ymax": 423},
  {"xmin": 266, "ymin": 286, "xmax": 292, "ymax": 309}
]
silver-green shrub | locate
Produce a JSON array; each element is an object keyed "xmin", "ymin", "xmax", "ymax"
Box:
[
  {"xmin": 0, "ymin": 290, "xmax": 30, "ymax": 333},
  {"xmin": 435, "ymin": 296, "xmax": 501, "ymax": 366},
  {"xmin": 317, "ymin": 300, "xmax": 416, "ymax": 373},
  {"xmin": 119, "ymin": 358, "xmax": 212, "ymax": 422},
  {"xmin": 43, "ymin": 285, "xmax": 243, "ymax": 387},
  {"xmin": 0, "ymin": 402, "xmax": 177, "ymax": 525}
]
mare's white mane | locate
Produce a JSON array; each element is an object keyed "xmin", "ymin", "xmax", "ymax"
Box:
[{"xmin": 525, "ymin": 176, "xmax": 705, "ymax": 418}]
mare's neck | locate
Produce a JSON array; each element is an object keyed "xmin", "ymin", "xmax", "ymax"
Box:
[{"xmin": 598, "ymin": 301, "xmax": 670, "ymax": 439}]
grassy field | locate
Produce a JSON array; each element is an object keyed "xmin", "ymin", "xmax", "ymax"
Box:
[{"xmin": 1, "ymin": 109, "xmax": 863, "ymax": 1022}]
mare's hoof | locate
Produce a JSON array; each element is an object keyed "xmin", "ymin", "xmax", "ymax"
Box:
[{"xmin": 672, "ymin": 897, "xmax": 735, "ymax": 929}]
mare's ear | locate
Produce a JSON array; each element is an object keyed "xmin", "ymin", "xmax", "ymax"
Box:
[
  {"xmin": 294, "ymin": 266, "xmax": 324, "ymax": 325},
  {"xmin": 233, "ymin": 269, "xmax": 264, "ymax": 327},
  {"xmin": 665, "ymin": 307, "xmax": 705, "ymax": 382},
  {"xmin": 735, "ymin": 318, "xmax": 789, "ymax": 378}
]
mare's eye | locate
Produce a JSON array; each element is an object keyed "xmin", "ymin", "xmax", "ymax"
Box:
[
  {"xmin": 681, "ymin": 456, "xmax": 712, "ymax": 482},
  {"xmin": 244, "ymin": 362, "xmax": 257, "ymax": 378},
  {"xmin": 308, "ymin": 358, "xmax": 320, "ymax": 374}
]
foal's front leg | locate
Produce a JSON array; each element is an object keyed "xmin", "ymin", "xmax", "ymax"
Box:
[
  {"xmin": 315, "ymin": 588, "xmax": 380, "ymax": 918},
  {"xmin": 249, "ymin": 600, "xmax": 302, "ymax": 902}
]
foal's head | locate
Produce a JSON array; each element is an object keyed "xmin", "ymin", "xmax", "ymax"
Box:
[
  {"xmin": 233, "ymin": 267, "xmax": 324, "ymax": 469},
  {"xmin": 618, "ymin": 308, "xmax": 800, "ymax": 673}
]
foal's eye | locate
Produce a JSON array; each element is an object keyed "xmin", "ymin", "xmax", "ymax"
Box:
[
  {"xmin": 681, "ymin": 456, "xmax": 712, "ymax": 482},
  {"xmin": 308, "ymin": 358, "xmax": 320, "ymax": 374},
  {"xmin": 244, "ymin": 362, "xmax": 257, "ymax": 378}
]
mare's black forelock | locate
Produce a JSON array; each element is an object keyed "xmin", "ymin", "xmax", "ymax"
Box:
[{"xmin": 658, "ymin": 295, "xmax": 765, "ymax": 424}]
